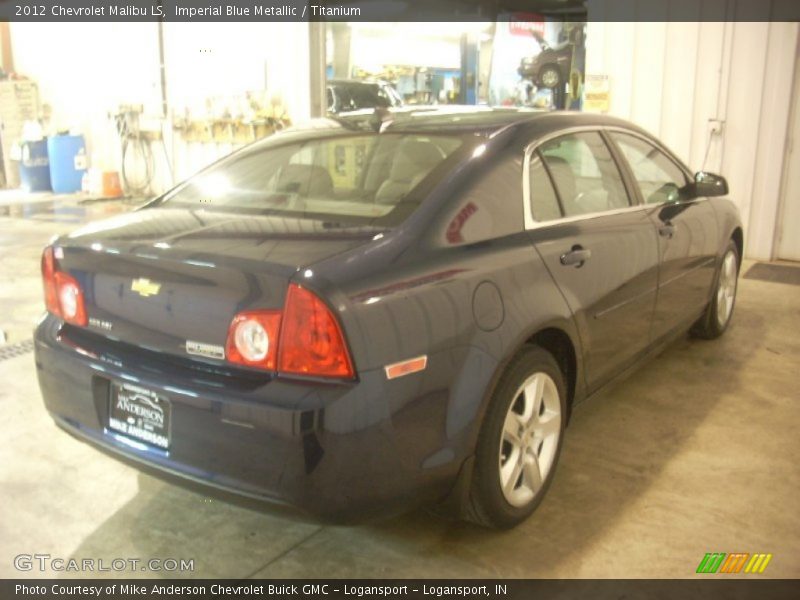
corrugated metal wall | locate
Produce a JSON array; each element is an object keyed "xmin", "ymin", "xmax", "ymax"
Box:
[{"xmin": 587, "ymin": 1, "xmax": 798, "ymax": 259}]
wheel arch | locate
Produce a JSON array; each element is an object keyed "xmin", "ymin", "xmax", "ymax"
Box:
[
  {"xmin": 525, "ymin": 327, "xmax": 578, "ymax": 421},
  {"xmin": 539, "ymin": 62, "xmax": 561, "ymax": 74},
  {"xmin": 473, "ymin": 319, "xmax": 583, "ymax": 440}
]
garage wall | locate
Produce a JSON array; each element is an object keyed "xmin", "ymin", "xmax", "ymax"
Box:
[
  {"xmin": 161, "ymin": 22, "xmax": 310, "ymax": 186},
  {"xmin": 350, "ymin": 26, "xmax": 461, "ymax": 71},
  {"xmin": 7, "ymin": 16, "xmax": 798, "ymax": 260},
  {"xmin": 8, "ymin": 22, "xmax": 310, "ymax": 193},
  {"xmin": 586, "ymin": 1, "xmax": 799, "ymax": 259},
  {"xmin": 9, "ymin": 22, "xmax": 162, "ymax": 173}
]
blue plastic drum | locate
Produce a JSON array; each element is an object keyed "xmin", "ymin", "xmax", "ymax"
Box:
[
  {"xmin": 47, "ymin": 134, "xmax": 87, "ymax": 194},
  {"xmin": 20, "ymin": 140, "xmax": 52, "ymax": 192}
]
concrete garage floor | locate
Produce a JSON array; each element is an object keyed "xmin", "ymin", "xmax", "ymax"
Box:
[{"xmin": 0, "ymin": 194, "xmax": 798, "ymax": 579}]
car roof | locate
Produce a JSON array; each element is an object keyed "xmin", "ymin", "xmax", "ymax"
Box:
[{"xmin": 292, "ymin": 106, "xmax": 649, "ymax": 138}]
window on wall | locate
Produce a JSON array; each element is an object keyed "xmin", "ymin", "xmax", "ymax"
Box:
[
  {"xmin": 610, "ymin": 133, "xmax": 688, "ymax": 205},
  {"xmin": 539, "ymin": 132, "xmax": 630, "ymax": 217}
]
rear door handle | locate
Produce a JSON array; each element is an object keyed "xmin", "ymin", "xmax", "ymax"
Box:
[
  {"xmin": 560, "ymin": 245, "xmax": 592, "ymax": 267},
  {"xmin": 659, "ymin": 222, "xmax": 675, "ymax": 238}
]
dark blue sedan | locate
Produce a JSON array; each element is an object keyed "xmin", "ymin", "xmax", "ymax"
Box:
[{"xmin": 34, "ymin": 108, "xmax": 742, "ymax": 528}]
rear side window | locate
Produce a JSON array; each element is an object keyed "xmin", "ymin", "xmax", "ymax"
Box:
[
  {"xmin": 529, "ymin": 152, "xmax": 562, "ymax": 222},
  {"xmin": 539, "ymin": 132, "xmax": 630, "ymax": 217},
  {"xmin": 610, "ymin": 132, "xmax": 688, "ymax": 204}
]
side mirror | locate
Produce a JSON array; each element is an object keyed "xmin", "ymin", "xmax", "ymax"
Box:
[{"xmin": 687, "ymin": 171, "xmax": 729, "ymax": 198}]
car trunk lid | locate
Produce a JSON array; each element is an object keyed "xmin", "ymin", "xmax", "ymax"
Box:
[{"xmin": 54, "ymin": 207, "xmax": 379, "ymax": 361}]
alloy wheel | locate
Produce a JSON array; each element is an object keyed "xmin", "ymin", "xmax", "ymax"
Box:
[
  {"xmin": 716, "ymin": 250, "xmax": 738, "ymax": 328},
  {"xmin": 498, "ymin": 372, "xmax": 562, "ymax": 508},
  {"xmin": 541, "ymin": 69, "xmax": 559, "ymax": 88}
]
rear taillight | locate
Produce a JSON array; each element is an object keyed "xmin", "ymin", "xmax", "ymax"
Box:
[
  {"xmin": 41, "ymin": 247, "xmax": 60, "ymax": 315},
  {"xmin": 41, "ymin": 246, "xmax": 87, "ymax": 326},
  {"xmin": 225, "ymin": 283, "xmax": 355, "ymax": 380},
  {"xmin": 55, "ymin": 272, "xmax": 87, "ymax": 326},
  {"xmin": 278, "ymin": 284, "xmax": 355, "ymax": 379}
]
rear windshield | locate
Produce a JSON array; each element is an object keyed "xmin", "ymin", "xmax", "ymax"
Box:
[{"xmin": 159, "ymin": 133, "xmax": 465, "ymax": 225}]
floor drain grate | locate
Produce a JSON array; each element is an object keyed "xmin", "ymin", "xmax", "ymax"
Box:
[{"xmin": 0, "ymin": 339, "xmax": 34, "ymax": 361}]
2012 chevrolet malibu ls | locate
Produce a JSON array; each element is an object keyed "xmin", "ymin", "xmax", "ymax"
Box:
[{"xmin": 34, "ymin": 108, "xmax": 742, "ymax": 528}]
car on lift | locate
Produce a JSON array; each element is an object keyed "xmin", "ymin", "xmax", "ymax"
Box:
[
  {"xmin": 518, "ymin": 31, "xmax": 573, "ymax": 89},
  {"xmin": 327, "ymin": 79, "xmax": 403, "ymax": 114},
  {"xmin": 34, "ymin": 108, "xmax": 741, "ymax": 528}
]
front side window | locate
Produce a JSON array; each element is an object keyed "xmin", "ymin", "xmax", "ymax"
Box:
[
  {"xmin": 539, "ymin": 131, "xmax": 630, "ymax": 217},
  {"xmin": 610, "ymin": 132, "xmax": 688, "ymax": 205},
  {"xmin": 160, "ymin": 133, "xmax": 464, "ymax": 226}
]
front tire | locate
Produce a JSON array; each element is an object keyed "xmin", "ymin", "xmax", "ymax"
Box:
[
  {"xmin": 538, "ymin": 66, "xmax": 561, "ymax": 89},
  {"xmin": 464, "ymin": 346, "xmax": 566, "ymax": 529},
  {"xmin": 692, "ymin": 240, "xmax": 739, "ymax": 339}
]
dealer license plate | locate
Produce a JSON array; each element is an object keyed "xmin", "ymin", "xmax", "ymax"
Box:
[{"xmin": 108, "ymin": 382, "xmax": 171, "ymax": 449}]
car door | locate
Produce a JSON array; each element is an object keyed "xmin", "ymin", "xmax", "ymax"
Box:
[
  {"xmin": 525, "ymin": 130, "xmax": 660, "ymax": 392},
  {"xmin": 608, "ymin": 131, "xmax": 719, "ymax": 341}
]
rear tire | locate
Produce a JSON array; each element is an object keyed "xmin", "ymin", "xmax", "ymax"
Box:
[
  {"xmin": 692, "ymin": 240, "xmax": 739, "ymax": 339},
  {"xmin": 464, "ymin": 345, "xmax": 566, "ymax": 529}
]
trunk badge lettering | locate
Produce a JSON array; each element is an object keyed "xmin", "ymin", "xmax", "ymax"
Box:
[
  {"xmin": 88, "ymin": 317, "xmax": 113, "ymax": 331},
  {"xmin": 131, "ymin": 278, "xmax": 161, "ymax": 297},
  {"xmin": 186, "ymin": 340, "xmax": 225, "ymax": 360}
]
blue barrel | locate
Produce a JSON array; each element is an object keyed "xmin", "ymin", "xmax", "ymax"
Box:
[
  {"xmin": 20, "ymin": 140, "xmax": 51, "ymax": 192},
  {"xmin": 47, "ymin": 134, "xmax": 87, "ymax": 194}
]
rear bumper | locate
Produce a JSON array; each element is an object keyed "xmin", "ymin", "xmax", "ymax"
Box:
[{"xmin": 33, "ymin": 315, "xmax": 470, "ymax": 521}]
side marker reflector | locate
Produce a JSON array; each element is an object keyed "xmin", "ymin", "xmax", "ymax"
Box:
[{"xmin": 384, "ymin": 355, "xmax": 428, "ymax": 380}]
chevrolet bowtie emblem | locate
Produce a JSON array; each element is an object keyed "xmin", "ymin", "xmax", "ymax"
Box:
[{"xmin": 131, "ymin": 278, "xmax": 161, "ymax": 297}]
